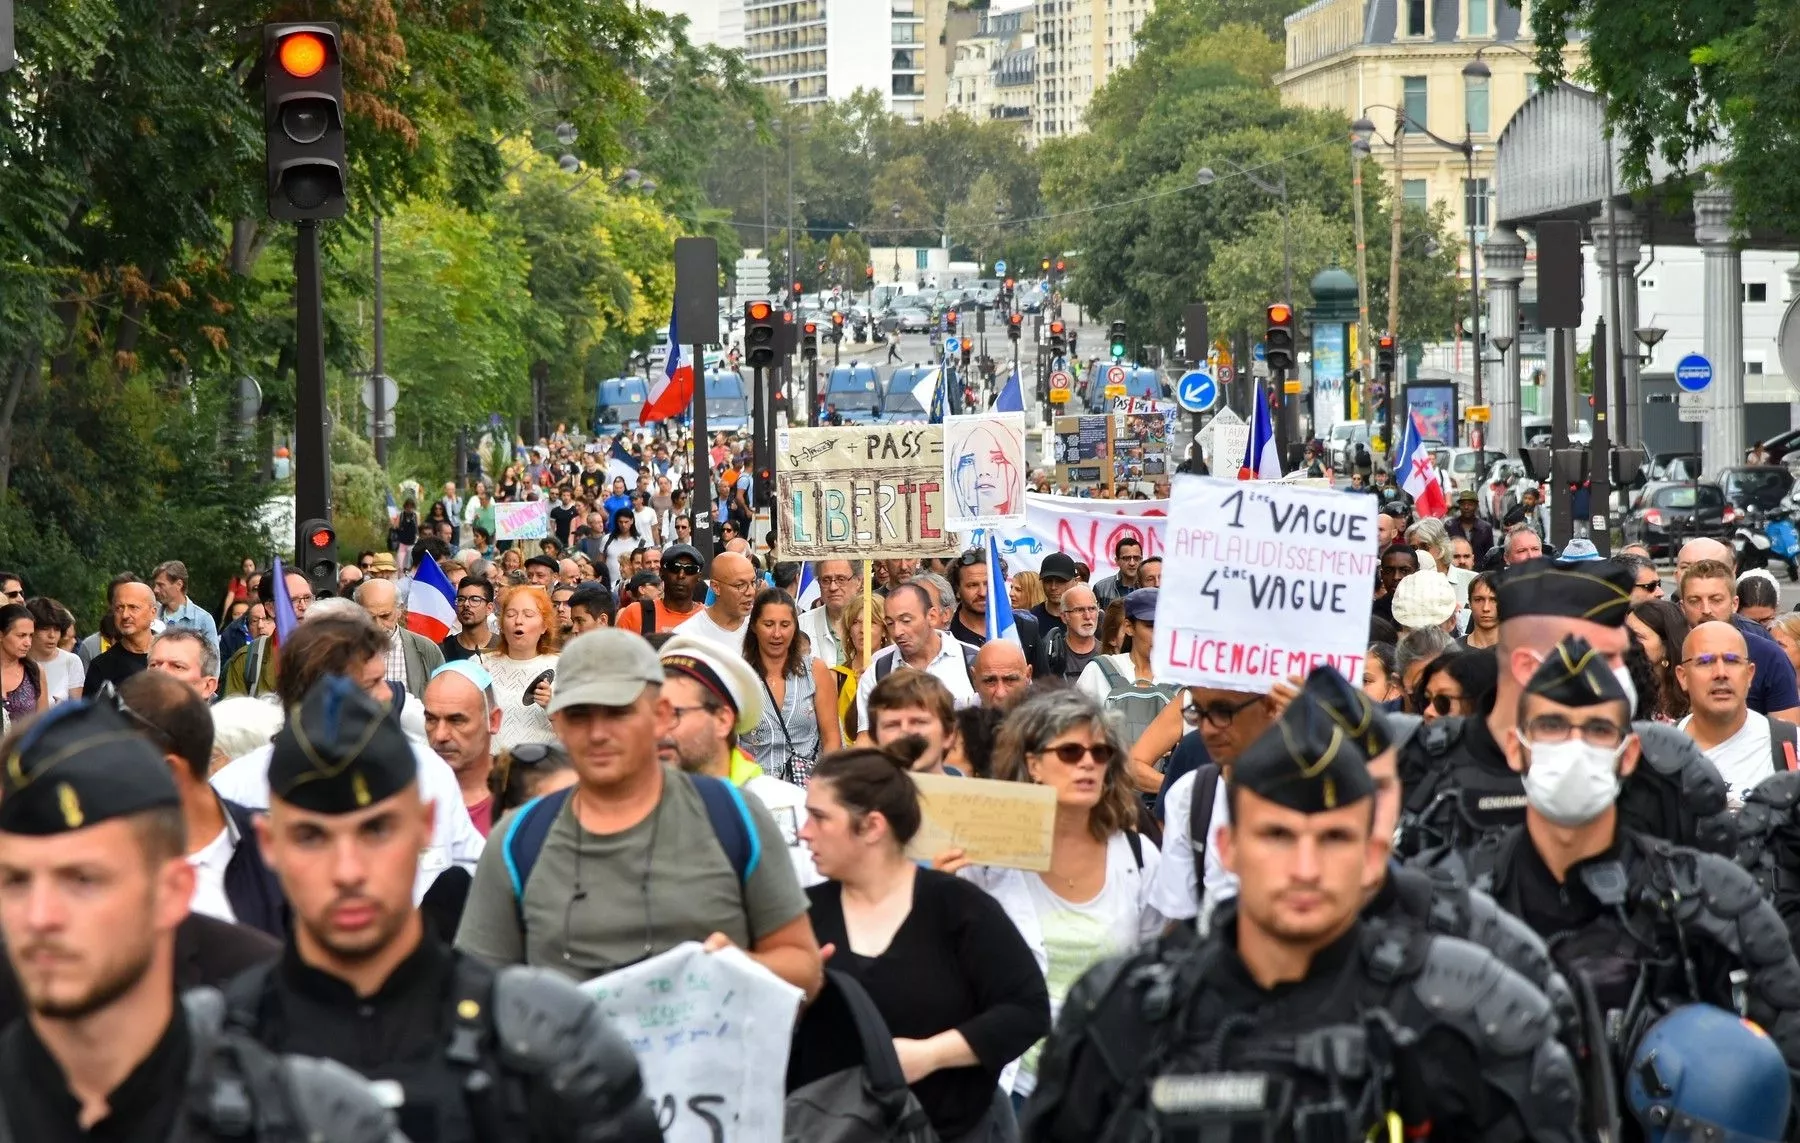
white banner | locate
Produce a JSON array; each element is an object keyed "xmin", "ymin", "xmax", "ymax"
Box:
[
  {"xmin": 943, "ymin": 412, "xmax": 1027, "ymax": 530},
  {"xmin": 967, "ymin": 493, "xmax": 1167, "ymax": 580},
  {"xmin": 581, "ymin": 942, "xmax": 803, "ymax": 1143},
  {"xmin": 1153, "ymin": 475, "xmax": 1378, "ymax": 693}
]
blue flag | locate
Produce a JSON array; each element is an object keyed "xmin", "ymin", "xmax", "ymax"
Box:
[
  {"xmin": 929, "ymin": 367, "xmax": 946, "ymax": 425},
  {"xmin": 995, "ymin": 363, "xmax": 1023, "ymax": 412},
  {"xmin": 985, "ymin": 532, "xmax": 1020, "ymax": 646}
]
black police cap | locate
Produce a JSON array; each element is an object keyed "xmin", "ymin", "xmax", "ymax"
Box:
[
  {"xmin": 1496, "ymin": 557, "xmax": 1633, "ymax": 627},
  {"xmin": 1525, "ymin": 634, "xmax": 1626, "ymax": 709},
  {"xmin": 1298, "ymin": 667, "xmax": 1395, "ymax": 758},
  {"xmin": 268, "ymin": 675, "xmax": 417, "ymax": 814},
  {"xmin": 1231, "ymin": 690, "xmax": 1375, "ymax": 814},
  {"xmin": 0, "ymin": 701, "xmax": 178, "ymax": 836}
]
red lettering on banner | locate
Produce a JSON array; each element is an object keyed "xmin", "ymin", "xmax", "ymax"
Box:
[
  {"xmin": 1166, "ymin": 632, "xmax": 1365, "ymax": 687},
  {"xmin": 917, "ymin": 481, "xmax": 941, "ymax": 539}
]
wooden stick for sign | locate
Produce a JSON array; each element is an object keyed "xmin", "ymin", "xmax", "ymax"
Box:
[{"xmin": 861, "ymin": 558, "xmax": 873, "ymax": 678}]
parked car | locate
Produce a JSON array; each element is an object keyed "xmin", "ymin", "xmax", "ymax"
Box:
[
  {"xmin": 1327, "ymin": 420, "xmax": 1371, "ymax": 472},
  {"xmin": 877, "ymin": 366, "xmax": 934, "ymax": 424},
  {"xmin": 895, "ymin": 307, "xmax": 933, "ymax": 333},
  {"xmin": 1718, "ymin": 465, "xmax": 1793, "ymax": 513},
  {"xmin": 1645, "ymin": 452, "xmax": 1703, "ymax": 484},
  {"xmin": 1624, "ymin": 481, "xmax": 1734, "ymax": 557},
  {"xmin": 1440, "ymin": 447, "xmax": 1493, "ymax": 495},
  {"xmin": 822, "ymin": 363, "xmax": 882, "ymax": 424}
]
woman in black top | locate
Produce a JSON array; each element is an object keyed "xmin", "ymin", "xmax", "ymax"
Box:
[{"xmin": 800, "ymin": 740, "xmax": 1049, "ymax": 1143}]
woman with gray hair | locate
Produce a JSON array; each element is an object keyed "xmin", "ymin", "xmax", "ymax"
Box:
[
  {"xmin": 939, "ymin": 688, "xmax": 1163, "ymax": 1108},
  {"xmin": 1405, "ymin": 516, "xmax": 1452, "ymax": 573}
]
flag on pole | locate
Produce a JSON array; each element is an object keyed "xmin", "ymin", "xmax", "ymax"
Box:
[
  {"xmin": 929, "ymin": 367, "xmax": 946, "ymax": 425},
  {"xmin": 1399, "ymin": 409, "xmax": 1448, "ymax": 517},
  {"xmin": 795, "ymin": 563, "xmax": 820, "ymax": 611},
  {"xmin": 639, "ymin": 301, "xmax": 693, "ymax": 424},
  {"xmin": 1238, "ymin": 380, "xmax": 1281, "ymax": 480},
  {"xmin": 985, "ymin": 532, "xmax": 1020, "ymax": 646},
  {"xmin": 994, "ymin": 363, "xmax": 1024, "ymax": 413},
  {"xmin": 404, "ymin": 553, "xmax": 460, "ymax": 643},
  {"xmin": 269, "ymin": 556, "xmax": 299, "ymax": 648},
  {"xmin": 606, "ymin": 437, "xmax": 640, "ymax": 488},
  {"xmin": 385, "ymin": 490, "xmax": 400, "ymax": 527}
]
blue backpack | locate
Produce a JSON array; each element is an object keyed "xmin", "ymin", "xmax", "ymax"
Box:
[{"xmin": 501, "ymin": 772, "xmax": 762, "ymax": 925}]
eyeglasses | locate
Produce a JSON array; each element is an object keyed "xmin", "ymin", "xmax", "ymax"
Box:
[
  {"xmin": 1634, "ymin": 579, "xmax": 1663, "ymax": 593},
  {"xmin": 817, "ymin": 575, "xmax": 854, "ymax": 587},
  {"xmin": 955, "ymin": 550, "xmax": 985, "ymax": 567},
  {"xmin": 1522, "ymin": 714, "xmax": 1627, "ymax": 748},
  {"xmin": 1033, "ymin": 742, "xmax": 1118, "ymax": 766},
  {"xmin": 1425, "ymin": 692, "xmax": 1461, "ymax": 716},
  {"xmin": 1196, "ymin": 694, "xmax": 1262, "ymax": 729},
  {"xmin": 289, "ymin": 593, "xmax": 315, "ymax": 606},
  {"xmin": 508, "ymin": 742, "xmax": 566, "ymax": 766},
  {"xmin": 456, "ymin": 595, "xmax": 489, "ymax": 606},
  {"xmin": 669, "ymin": 704, "xmax": 719, "ymax": 725},
  {"xmin": 1683, "ymin": 652, "xmax": 1751, "ymax": 668},
  {"xmin": 663, "ymin": 562, "xmax": 701, "ymax": 576}
]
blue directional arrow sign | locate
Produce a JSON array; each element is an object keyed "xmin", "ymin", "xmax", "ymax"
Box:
[
  {"xmin": 1176, "ymin": 368, "xmax": 1219, "ymax": 413},
  {"xmin": 943, "ymin": 336, "xmax": 960, "ymax": 358},
  {"xmin": 994, "ymin": 260, "xmax": 1007, "ymax": 275},
  {"xmin": 1252, "ymin": 342, "xmax": 1267, "ymax": 362},
  {"xmin": 1674, "ymin": 353, "xmax": 1713, "ymax": 393}
]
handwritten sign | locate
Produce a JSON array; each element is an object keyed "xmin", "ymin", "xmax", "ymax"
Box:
[
  {"xmin": 1154, "ymin": 475, "xmax": 1377, "ymax": 692},
  {"xmin": 968, "ymin": 493, "xmax": 1167, "ymax": 579},
  {"xmin": 775, "ymin": 427, "xmax": 960, "ymax": 560},
  {"xmin": 906, "ymin": 772, "xmax": 1057, "ymax": 871},
  {"xmin": 493, "ymin": 499, "xmax": 550, "ymax": 540},
  {"xmin": 581, "ymin": 942, "xmax": 803, "ymax": 1143}
]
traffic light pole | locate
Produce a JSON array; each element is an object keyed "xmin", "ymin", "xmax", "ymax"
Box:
[
  {"xmin": 691, "ymin": 340, "xmax": 715, "ymax": 562},
  {"xmin": 807, "ymin": 356, "xmax": 819, "ymax": 427},
  {"xmin": 294, "ymin": 220, "xmax": 332, "ymax": 547}
]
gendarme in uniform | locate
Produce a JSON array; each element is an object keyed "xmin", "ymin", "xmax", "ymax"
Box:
[{"xmin": 221, "ymin": 675, "xmax": 661, "ymax": 1143}]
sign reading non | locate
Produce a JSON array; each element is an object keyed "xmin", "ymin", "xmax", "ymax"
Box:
[
  {"xmin": 775, "ymin": 426, "xmax": 960, "ymax": 560},
  {"xmin": 1155, "ymin": 475, "xmax": 1378, "ymax": 692},
  {"xmin": 1674, "ymin": 353, "xmax": 1714, "ymax": 393}
]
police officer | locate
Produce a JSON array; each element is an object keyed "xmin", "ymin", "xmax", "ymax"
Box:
[
  {"xmin": 227, "ymin": 675, "xmax": 661, "ymax": 1142},
  {"xmin": 1419, "ymin": 635, "xmax": 1800, "ymax": 1087},
  {"xmin": 0, "ymin": 700, "xmax": 398, "ymax": 1142},
  {"xmin": 1397, "ymin": 557, "xmax": 1732, "ymax": 863},
  {"xmin": 1023, "ymin": 685, "xmax": 1582, "ymax": 1143}
]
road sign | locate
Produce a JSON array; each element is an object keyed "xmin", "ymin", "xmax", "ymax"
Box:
[
  {"xmin": 994, "ymin": 260, "xmax": 1007, "ymax": 275},
  {"xmin": 1049, "ymin": 370, "xmax": 1072, "ymax": 404},
  {"xmin": 1466, "ymin": 405, "xmax": 1490, "ymax": 422},
  {"xmin": 360, "ymin": 373, "xmax": 397, "ymax": 412},
  {"xmin": 1251, "ymin": 359, "xmax": 1270, "ymax": 379},
  {"xmin": 1678, "ymin": 392, "xmax": 1708, "ymax": 422},
  {"xmin": 1283, "ymin": 379, "xmax": 1302, "ymax": 394},
  {"xmin": 1218, "ymin": 364, "xmax": 1236, "ymax": 386},
  {"xmin": 1252, "ymin": 342, "xmax": 1266, "ymax": 362},
  {"xmin": 1175, "ymin": 369, "xmax": 1218, "ymax": 413},
  {"xmin": 1674, "ymin": 353, "xmax": 1714, "ymax": 392},
  {"xmin": 1106, "ymin": 364, "xmax": 1126, "ymax": 386},
  {"xmin": 943, "ymin": 336, "xmax": 960, "ymax": 358}
]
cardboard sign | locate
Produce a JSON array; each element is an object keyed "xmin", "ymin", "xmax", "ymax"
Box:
[
  {"xmin": 969, "ymin": 492, "xmax": 1167, "ymax": 579},
  {"xmin": 1052, "ymin": 415, "xmax": 1112, "ymax": 489},
  {"xmin": 581, "ymin": 942, "xmax": 803, "ymax": 1143},
  {"xmin": 1154, "ymin": 475, "xmax": 1378, "ymax": 692},
  {"xmin": 943, "ymin": 413, "xmax": 1027, "ymax": 530},
  {"xmin": 906, "ymin": 772, "xmax": 1058, "ymax": 871},
  {"xmin": 775, "ymin": 426, "xmax": 960, "ymax": 560},
  {"xmin": 492, "ymin": 499, "xmax": 550, "ymax": 540}
]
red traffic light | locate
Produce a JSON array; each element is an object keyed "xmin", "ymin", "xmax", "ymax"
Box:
[
  {"xmin": 748, "ymin": 301, "xmax": 772, "ymax": 320},
  {"xmin": 865, "ymin": 265, "xmax": 874, "ymax": 279},
  {"xmin": 1266, "ymin": 302, "xmax": 1293, "ymax": 325},
  {"xmin": 1009, "ymin": 313, "xmax": 1022, "ymax": 326},
  {"xmin": 1050, "ymin": 320, "xmax": 1065, "ymax": 335},
  {"xmin": 1377, "ymin": 334, "xmax": 1396, "ymax": 349},
  {"xmin": 791, "ymin": 280, "xmax": 802, "ymax": 292},
  {"xmin": 277, "ymin": 31, "xmax": 328, "ymax": 78},
  {"xmin": 803, "ymin": 321, "xmax": 817, "ymax": 335},
  {"xmin": 831, "ymin": 311, "xmax": 844, "ymax": 325},
  {"xmin": 306, "ymin": 527, "xmax": 333, "ymax": 548},
  {"xmin": 1004, "ymin": 278, "xmax": 1014, "ymax": 290},
  {"xmin": 1054, "ymin": 259, "xmax": 1066, "ymax": 272}
]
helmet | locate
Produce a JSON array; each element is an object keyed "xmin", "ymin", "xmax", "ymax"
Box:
[{"xmin": 1627, "ymin": 1004, "xmax": 1790, "ymax": 1143}]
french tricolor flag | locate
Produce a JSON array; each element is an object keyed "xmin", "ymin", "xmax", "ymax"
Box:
[
  {"xmin": 404, "ymin": 556, "xmax": 459, "ymax": 644},
  {"xmin": 640, "ymin": 300, "xmax": 693, "ymax": 424}
]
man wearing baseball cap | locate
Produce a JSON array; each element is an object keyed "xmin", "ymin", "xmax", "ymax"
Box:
[
  {"xmin": 615, "ymin": 543, "xmax": 706, "ymax": 635},
  {"xmin": 1030, "ymin": 551, "xmax": 1080, "ymax": 634},
  {"xmin": 455, "ymin": 629, "xmax": 823, "ymax": 998}
]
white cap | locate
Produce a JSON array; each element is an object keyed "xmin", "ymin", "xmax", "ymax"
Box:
[
  {"xmin": 1391, "ymin": 569, "xmax": 1458, "ymax": 630},
  {"xmin": 657, "ymin": 635, "xmax": 765, "ymax": 736}
]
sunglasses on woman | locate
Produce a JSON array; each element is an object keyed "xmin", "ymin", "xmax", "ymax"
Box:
[{"xmin": 1033, "ymin": 742, "xmax": 1117, "ymax": 766}]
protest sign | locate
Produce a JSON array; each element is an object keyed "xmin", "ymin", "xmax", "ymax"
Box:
[
  {"xmin": 493, "ymin": 499, "xmax": 549, "ymax": 540},
  {"xmin": 906, "ymin": 772, "xmax": 1057, "ymax": 871},
  {"xmin": 970, "ymin": 493, "xmax": 1166, "ymax": 579},
  {"xmin": 582, "ymin": 942, "xmax": 803, "ymax": 1143},
  {"xmin": 1052, "ymin": 415, "xmax": 1112, "ymax": 489},
  {"xmin": 943, "ymin": 412, "xmax": 1027, "ymax": 530},
  {"xmin": 1112, "ymin": 398, "xmax": 1177, "ymax": 480},
  {"xmin": 1154, "ymin": 475, "xmax": 1378, "ymax": 692},
  {"xmin": 775, "ymin": 426, "xmax": 960, "ymax": 560}
]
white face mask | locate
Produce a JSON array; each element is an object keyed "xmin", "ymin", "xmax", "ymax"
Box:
[{"xmin": 1516, "ymin": 732, "xmax": 1624, "ymax": 826}]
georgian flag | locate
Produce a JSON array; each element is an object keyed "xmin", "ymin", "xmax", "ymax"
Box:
[{"xmin": 1400, "ymin": 409, "xmax": 1448, "ymax": 517}]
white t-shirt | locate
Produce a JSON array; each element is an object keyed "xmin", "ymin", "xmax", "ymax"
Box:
[
  {"xmin": 633, "ymin": 506, "xmax": 659, "ymax": 545},
  {"xmin": 675, "ymin": 608, "xmax": 750, "ymax": 653},
  {"xmin": 486, "ymin": 653, "xmax": 560, "ymax": 751},
  {"xmin": 1679, "ymin": 711, "xmax": 1776, "ymax": 807},
  {"xmin": 187, "ymin": 825, "xmax": 237, "ymax": 924},
  {"xmin": 1143, "ymin": 768, "xmax": 1236, "ymax": 924},
  {"xmin": 211, "ymin": 739, "xmax": 485, "ymax": 903},
  {"xmin": 34, "ymin": 650, "xmax": 85, "ymax": 704}
]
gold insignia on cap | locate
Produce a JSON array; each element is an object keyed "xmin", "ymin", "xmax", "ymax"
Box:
[
  {"xmin": 352, "ymin": 771, "xmax": 372, "ymax": 808},
  {"xmin": 57, "ymin": 783, "xmax": 82, "ymax": 829},
  {"xmin": 1323, "ymin": 777, "xmax": 1337, "ymax": 809}
]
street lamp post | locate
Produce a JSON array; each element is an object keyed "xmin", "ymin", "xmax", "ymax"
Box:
[
  {"xmin": 890, "ymin": 202, "xmax": 903, "ymax": 287},
  {"xmin": 1350, "ymin": 120, "xmax": 1375, "ymax": 419},
  {"xmin": 1194, "ymin": 161, "xmax": 1292, "ymax": 314}
]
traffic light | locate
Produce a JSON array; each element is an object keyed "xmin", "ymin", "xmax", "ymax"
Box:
[
  {"xmin": 802, "ymin": 321, "xmax": 818, "ymax": 360},
  {"xmin": 1007, "ymin": 312, "xmax": 1023, "ymax": 341},
  {"xmin": 1040, "ymin": 258, "xmax": 1051, "ymax": 276},
  {"xmin": 297, "ymin": 518, "xmax": 338, "ymax": 599},
  {"xmin": 1264, "ymin": 302, "xmax": 1295, "ymax": 372},
  {"xmin": 1049, "ymin": 319, "xmax": 1066, "ymax": 356},
  {"xmin": 1053, "ymin": 258, "xmax": 1066, "ymax": 282},
  {"xmin": 744, "ymin": 300, "xmax": 778, "ymax": 368},
  {"xmin": 1108, "ymin": 320, "xmax": 1128, "ymax": 360},
  {"xmin": 264, "ymin": 23, "xmax": 348, "ymax": 221},
  {"xmin": 1377, "ymin": 333, "xmax": 1397, "ymax": 375},
  {"xmin": 865, "ymin": 265, "xmax": 875, "ymax": 285},
  {"xmin": 945, "ymin": 309, "xmax": 959, "ymax": 335},
  {"xmin": 791, "ymin": 280, "xmax": 802, "ymax": 301},
  {"xmin": 961, "ymin": 338, "xmax": 973, "ymax": 367},
  {"xmin": 830, "ymin": 311, "xmax": 845, "ymax": 342}
]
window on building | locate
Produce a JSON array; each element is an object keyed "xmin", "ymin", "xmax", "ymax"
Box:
[
  {"xmin": 1745, "ymin": 282, "xmax": 1769, "ymax": 303},
  {"xmin": 892, "ymin": 74, "xmax": 920, "ymax": 95},
  {"xmin": 893, "ymin": 49, "xmax": 918, "ymax": 69},
  {"xmin": 1467, "ymin": 0, "xmax": 1489, "ymax": 35},
  {"xmin": 1748, "ymin": 360, "xmax": 1765, "ymax": 374},
  {"xmin": 1464, "ymin": 177, "xmax": 1490, "ymax": 234},
  {"xmin": 1406, "ymin": 0, "xmax": 1427, "ymax": 36},
  {"xmin": 1403, "ymin": 179, "xmax": 1429, "ymax": 213},
  {"xmin": 1402, "ymin": 76, "xmax": 1428, "ymax": 131},
  {"xmin": 1465, "ymin": 74, "xmax": 1489, "ymax": 134}
]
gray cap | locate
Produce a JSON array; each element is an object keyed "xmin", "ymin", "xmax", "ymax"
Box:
[{"xmin": 547, "ymin": 629, "xmax": 666, "ymax": 714}]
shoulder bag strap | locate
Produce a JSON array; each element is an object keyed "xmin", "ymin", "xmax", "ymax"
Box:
[{"xmin": 759, "ymin": 673, "xmax": 799, "ymax": 784}]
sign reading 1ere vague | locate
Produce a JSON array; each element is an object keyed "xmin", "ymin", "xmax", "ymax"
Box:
[{"xmin": 1153, "ymin": 475, "xmax": 1378, "ymax": 692}]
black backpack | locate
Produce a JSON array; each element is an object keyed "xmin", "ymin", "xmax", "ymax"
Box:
[{"xmin": 785, "ymin": 971, "xmax": 938, "ymax": 1142}]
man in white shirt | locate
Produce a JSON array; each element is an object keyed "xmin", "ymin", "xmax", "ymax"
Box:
[
  {"xmin": 855, "ymin": 581, "xmax": 978, "ymax": 729},
  {"xmin": 677, "ymin": 551, "xmax": 759, "ymax": 650},
  {"xmin": 210, "ymin": 601, "xmax": 484, "ymax": 902},
  {"xmin": 798, "ymin": 558, "xmax": 857, "ymax": 666},
  {"xmin": 1677, "ymin": 620, "xmax": 1787, "ymax": 806}
]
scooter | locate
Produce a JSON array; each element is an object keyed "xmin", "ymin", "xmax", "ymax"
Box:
[
  {"xmin": 1766, "ymin": 506, "xmax": 1800, "ymax": 581},
  {"xmin": 1734, "ymin": 506, "xmax": 1774, "ymax": 575}
]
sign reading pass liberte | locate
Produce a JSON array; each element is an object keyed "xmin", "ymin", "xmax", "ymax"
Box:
[{"xmin": 1154, "ymin": 475, "xmax": 1378, "ymax": 692}]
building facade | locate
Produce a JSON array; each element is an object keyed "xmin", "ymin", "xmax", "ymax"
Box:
[
  {"xmin": 644, "ymin": 0, "xmax": 746, "ymax": 52},
  {"xmin": 1033, "ymin": 0, "xmax": 1151, "ymax": 142},
  {"xmin": 739, "ymin": 0, "xmax": 933, "ymax": 118},
  {"xmin": 948, "ymin": 6, "xmax": 1035, "ymax": 135}
]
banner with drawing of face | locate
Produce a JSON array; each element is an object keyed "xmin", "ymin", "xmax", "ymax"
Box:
[{"xmin": 943, "ymin": 413, "xmax": 1027, "ymax": 530}]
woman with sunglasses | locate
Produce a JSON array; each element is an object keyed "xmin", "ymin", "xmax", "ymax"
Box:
[
  {"xmin": 488, "ymin": 740, "xmax": 577, "ymax": 815},
  {"xmin": 800, "ymin": 740, "xmax": 1049, "ymax": 1143},
  {"xmin": 740, "ymin": 590, "xmax": 841, "ymax": 785},
  {"xmin": 943, "ymin": 689, "xmax": 1160, "ymax": 1114}
]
